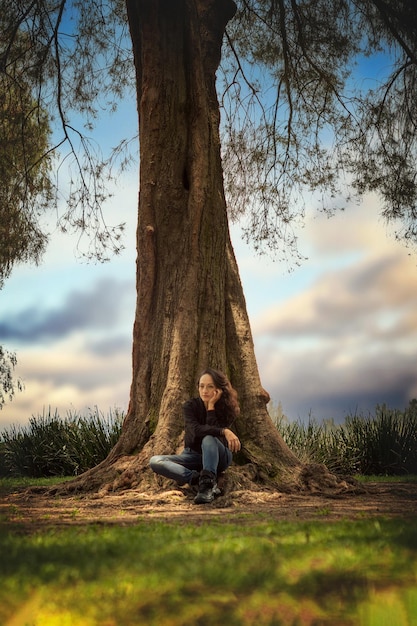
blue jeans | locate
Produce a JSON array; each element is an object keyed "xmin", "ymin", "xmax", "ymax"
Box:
[{"xmin": 149, "ymin": 435, "xmax": 233, "ymax": 485}]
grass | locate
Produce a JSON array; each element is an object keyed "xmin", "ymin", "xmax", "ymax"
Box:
[
  {"xmin": 0, "ymin": 405, "xmax": 415, "ymax": 624},
  {"xmin": 0, "ymin": 476, "xmax": 72, "ymax": 496},
  {"xmin": 1, "ymin": 477, "xmax": 416, "ymax": 625},
  {"xmin": 1, "ymin": 519, "xmax": 416, "ymax": 625},
  {"xmin": 355, "ymin": 474, "xmax": 417, "ymax": 484}
]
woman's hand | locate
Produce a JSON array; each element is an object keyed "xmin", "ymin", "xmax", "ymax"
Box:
[
  {"xmin": 223, "ymin": 428, "xmax": 241, "ymax": 453},
  {"xmin": 207, "ymin": 387, "xmax": 222, "ymax": 410}
]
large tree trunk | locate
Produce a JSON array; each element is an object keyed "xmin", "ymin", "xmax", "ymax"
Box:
[{"xmin": 64, "ymin": 0, "xmax": 346, "ymax": 496}]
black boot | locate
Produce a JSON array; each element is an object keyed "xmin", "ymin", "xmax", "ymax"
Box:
[
  {"xmin": 194, "ymin": 470, "xmax": 220, "ymax": 504},
  {"xmin": 188, "ymin": 472, "xmax": 200, "ymax": 495}
]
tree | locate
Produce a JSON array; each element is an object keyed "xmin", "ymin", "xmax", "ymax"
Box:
[
  {"xmin": 0, "ymin": 78, "xmax": 49, "ymax": 287},
  {"xmin": 0, "ymin": 21, "xmax": 54, "ymax": 408},
  {"xmin": 0, "ymin": 5, "xmax": 122, "ymax": 408},
  {"xmin": 102, "ymin": 0, "xmax": 311, "ymax": 495},
  {"xmin": 0, "ymin": 26, "xmax": 53, "ymax": 288},
  {"xmin": 2, "ymin": 0, "xmax": 417, "ymax": 494}
]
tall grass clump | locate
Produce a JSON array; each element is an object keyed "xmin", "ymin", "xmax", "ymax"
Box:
[
  {"xmin": 0, "ymin": 407, "xmax": 123, "ymax": 477},
  {"xmin": 342, "ymin": 402, "xmax": 417, "ymax": 475},
  {"xmin": 275, "ymin": 415, "xmax": 355, "ymax": 475},
  {"xmin": 275, "ymin": 400, "xmax": 417, "ymax": 476}
]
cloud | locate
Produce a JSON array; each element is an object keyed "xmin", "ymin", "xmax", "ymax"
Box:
[
  {"xmin": 253, "ymin": 252, "xmax": 417, "ymax": 340},
  {"xmin": 87, "ymin": 335, "xmax": 132, "ymax": 357},
  {"xmin": 0, "ymin": 278, "xmax": 134, "ymax": 343},
  {"xmin": 258, "ymin": 340, "xmax": 416, "ymax": 421},
  {"xmin": 0, "ymin": 336, "xmax": 131, "ymax": 430},
  {"xmin": 306, "ymin": 194, "xmax": 397, "ymax": 256},
  {"xmin": 253, "ymin": 248, "xmax": 417, "ymax": 421},
  {"xmin": 0, "ymin": 174, "xmax": 139, "ymax": 430},
  {"xmin": 0, "ymin": 277, "xmax": 135, "ymax": 429}
]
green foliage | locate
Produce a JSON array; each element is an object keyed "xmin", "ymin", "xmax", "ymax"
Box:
[
  {"xmin": 3, "ymin": 0, "xmax": 417, "ymax": 266},
  {"xmin": 275, "ymin": 400, "xmax": 417, "ymax": 476},
  {"xmin": 223, "ymin": 0, "xmax": 417, "ymax": 255},
  {"xmin": 1, "ymin": 0, "xmax": 132, "ymax": 264},
  {"xmin": 0, "ymin": 29, "xmax": 53, "ymax": 287},
  {"xmin": 0, "ymin": 347, "xmax": 22, "ymax": 410},
  {"xmin": 0, "ymin": 407, "xmax": 123, "ymax": 477},
  {"xmin": 0, "ymin": 517, "xmax": 416, "ymax": 625}
]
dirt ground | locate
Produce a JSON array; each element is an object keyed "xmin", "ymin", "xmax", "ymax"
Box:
[{"xmin": 1, "ymin": 481, "xmax": 417, "ymax": 530}]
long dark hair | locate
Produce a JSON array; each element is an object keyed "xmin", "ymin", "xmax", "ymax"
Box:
[{"xmin": 198, "ymin": 367, "xmax": 240, "ymax": 424}]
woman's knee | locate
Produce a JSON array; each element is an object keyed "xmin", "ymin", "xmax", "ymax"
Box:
[
  {"xmin": 149, "ymin": 455, "xmax": 164, "ymax": 471},
  {"xmin": 201, "ymin": 435, "xmax": 218, "ymax": 449}
]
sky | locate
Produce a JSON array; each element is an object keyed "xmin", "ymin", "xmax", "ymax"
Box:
[
  {"xmin": 1, "ymin": 49, "xmax": 417, "ymax": 431},
  {"xmin": 1, "ymin": 176, "xmax": 417, "ymax": 431}
]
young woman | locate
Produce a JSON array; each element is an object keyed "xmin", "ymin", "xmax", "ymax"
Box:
[{"xmin": 149, "ymin": 368, "xmax": 241, "ymax": 504}]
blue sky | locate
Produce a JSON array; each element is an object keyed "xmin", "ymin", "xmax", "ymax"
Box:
[{"xmin": 1, "ymin": 42, "xmax": 417, "ymax": 430}]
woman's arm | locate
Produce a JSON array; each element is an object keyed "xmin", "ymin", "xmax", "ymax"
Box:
[
  {"xmin": 221, "ymin": 428, "xmax": 241, "ymax": 452},
  {"xmin": 183, "ymin": 400, "xmax": 223, "ymax": 439}
]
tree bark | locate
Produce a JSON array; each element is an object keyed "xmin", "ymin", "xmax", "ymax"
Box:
[
  {"xmin": 106, "ymin": 0, "xmax": 300, "ymax": 485},
  {"xmin": 63, "ymin": 0, "xmax": 348, "ymax": 496}
]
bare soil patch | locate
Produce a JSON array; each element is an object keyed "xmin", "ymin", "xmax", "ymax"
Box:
[{"xmin": 1, "ymin": 481, "xmax": 416, "ymax": 531}]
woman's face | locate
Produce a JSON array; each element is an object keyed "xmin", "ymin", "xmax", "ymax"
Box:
[{"xmin": 198, "ymin": 373, "xmax": 217, "ymax": 403}]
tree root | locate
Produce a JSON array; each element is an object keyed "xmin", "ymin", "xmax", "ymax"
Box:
[{"xmin": 38, "ymin": 455, "xmax": 364, "ymax": 504}]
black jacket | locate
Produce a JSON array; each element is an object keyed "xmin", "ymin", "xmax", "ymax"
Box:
[{"xmin": 183, "ymin": 397, "xmax": 233, "ymax": 452}]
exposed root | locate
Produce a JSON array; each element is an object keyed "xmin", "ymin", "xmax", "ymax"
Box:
[
  {"xmin": 39, "ymin": 453, "xmax": 365, "ymax": 506},
  {"xmin": 3, "ymin": 480, "xmax": 416, "ymax": 532},
  {"xmin": 294, "ymin": 463, "xmax": 365, "ymax": 495}
]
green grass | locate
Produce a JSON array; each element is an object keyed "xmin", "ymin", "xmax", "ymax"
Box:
[
  {"xmin": 355, "ymin": 474, "xmax": 417, "ymax": 484},
  {"xmin": 0, "ymin": 475, "xmax": 72, "ymax": 496},
  {"xmin": 1, "ymin": 514, "xmax": 416, "ymax": 625}
]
